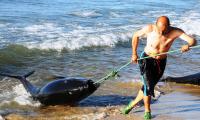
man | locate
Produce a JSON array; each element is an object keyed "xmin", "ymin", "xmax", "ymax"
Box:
[{"xmin": 121, "ymin": 16, "xmax": 196, "ymax": 119}]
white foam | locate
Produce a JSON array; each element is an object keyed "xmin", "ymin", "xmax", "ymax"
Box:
[
  {"xmin": 141, "ymin": 9, "xmax": 200, "ymax": 36},
  {"xmin": 0, "ymin": 115, "xmax": 4, "ymax": 120},
  {"xmin": 0, "ymin": 84, "xmax": 40, "ymax": 107},
  {"xmin": 178, "ymin": 11, "xmax": 200, "ymax": 36},
  {"xmin": 141, "ymin": 10, "xmax": 177, "ymax": 20},
  {"xmin": 0, "ymin": 23, "xmax": 9, "ymax": 28},
  {"xmin": 12, "ymin": 84, "xmax": 40, "ymax": 106},
  {"xmin": 0, "ymin": 91, "xmax": 13, "ymax": 101},
  {"xmin": 110, "ymin": 12, "xmax": 120, "ymax": 18},
  {"xmin": 11, "ymin": 8, "xmax": 200, "ymax": 52},
  {"xmin": 71, "ymin": 10, "xmax": 102, "ymax": 18},
  {"xmin": 22, "ymin": 23, "xmax": 134, "ymax": 51},
  {"xmin": 24, "ymin": 23, "xmax": 63, "ymax": 36}
]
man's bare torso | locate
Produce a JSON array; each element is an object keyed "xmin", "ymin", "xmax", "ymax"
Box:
[{"xmin": 144, "ymin": 24, "xmax": 182, "ymax": 59}]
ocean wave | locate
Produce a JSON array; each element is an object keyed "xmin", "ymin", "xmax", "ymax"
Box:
[
  {"xmin": 0, "ymin": 23, "xmax": 9, "ymax": 28},
  {"xmin": 178, "ymin": 11, "xmax": 200, "ymax": 36},
  {"xmin": 1, "ymin": 9, "xmax": 200, "ymax": 52},
  {"xmin": 70, "ymin": 10, "xmax": 102, "ymax": 18},
  {"xmin": 109, "ymin": 11, "xmax": 120, "ymax": 18},
  {"xmin": 140, "ymin": 9, "xmax": 200, "ymax": 36},
  {"xmin": 21, "ymin": 23, "xmax": 134, "ymax": 51}
]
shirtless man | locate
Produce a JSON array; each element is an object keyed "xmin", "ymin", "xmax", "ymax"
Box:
[{"xmin": 121, "ymin": 16, "xmax": 196, "ymax": 119}]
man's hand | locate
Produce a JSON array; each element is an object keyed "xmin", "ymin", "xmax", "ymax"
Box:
[
  {"xmin": 131, "ymin": 54, "xmax": 138, "ymax": 64},
  {"xmin": 181, "ymin": 44, "xmax": 190, "ymax": 52}
]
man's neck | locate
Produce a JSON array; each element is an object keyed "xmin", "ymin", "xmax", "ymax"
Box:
[{"xmin": 162, "ymin": 26, "xmax": 172, "ymax": 35}]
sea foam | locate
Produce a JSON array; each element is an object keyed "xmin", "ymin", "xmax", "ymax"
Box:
[
  {"xmin": 70, "ymin": 10, "xmax": 102, "ymax": 18},
  {"xmin": 23, "ymin": 23, "xmax": 134, "ymax": 51},
  {"xmin": 0, "ymin": 84, "xmax": 40, "ymax": 107}
]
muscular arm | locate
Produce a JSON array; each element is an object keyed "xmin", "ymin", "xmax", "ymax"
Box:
[
  {"xmin": 131, "ymin": 25, "xmax": 152, "ymax": 63},
  {"xmin": 132, "ymin": 25, "xmax": 152, "ymax": 55},
  {"xmin": 179, "ymin": 32, "xmax": 197, "ymax": 46},
  {"xmin": 175, "ymin": 29, "xmax": 197, "ymax": 52}
]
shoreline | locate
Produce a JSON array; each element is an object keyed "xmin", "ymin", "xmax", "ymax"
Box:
[{"xmin": 1, "ymin": 82, "xmax": 200, "ymax": 120}]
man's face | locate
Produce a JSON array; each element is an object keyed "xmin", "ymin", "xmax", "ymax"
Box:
[{"xmin": 156, "ymin": 22, "xmax": 169, "ymax": 34}]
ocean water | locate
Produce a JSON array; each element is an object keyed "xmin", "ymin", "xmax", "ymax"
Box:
[{"xmin": 0, "ymin": 0, "xmax": 200, "ymax": 118}]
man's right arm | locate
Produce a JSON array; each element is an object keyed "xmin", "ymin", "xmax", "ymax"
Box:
[
  {"xmin": 174, "ymin": 28, "xmax": 197, "ymax": 52},
  {"xmin": 131, "ymin": 25, "xmax": 152, "ymax": 63}
]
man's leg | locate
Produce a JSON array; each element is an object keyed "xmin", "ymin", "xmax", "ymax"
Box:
[
  {"xmin": 143, "ymin": 95, "xmax": 152, "ymax": 119},
  {"xmin": 143, "ymin": 95, "xmax": 151, "ymax": 112},
  {"xmin": 130, "ymin": 89, "xmax": 144, "ymax": 107},
  {"xmin": 121, "ymin": 89, "xmax": 144, "ymax": 114}
]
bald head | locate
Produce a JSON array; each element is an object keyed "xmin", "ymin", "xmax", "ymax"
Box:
[
  {"xmin": 156, "ymin": 16, "xmax": 170, "ymax": 34},
  {"xmin": 156, "ymin": 16, "xmax": 170, "ymax": 26}
]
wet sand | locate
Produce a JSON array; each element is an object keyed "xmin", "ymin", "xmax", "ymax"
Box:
[
  {"xmin": 1, "ymin": 82, "xmax": 200, "ymax": 120},
  {"xmin": 128, "ymin": 84, "xmax": 200, "ymax": 120}
]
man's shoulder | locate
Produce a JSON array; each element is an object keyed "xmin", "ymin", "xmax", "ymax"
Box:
[
  {"xmin": 142, "ymin": 24, "xmax": 154, "ymax": 33},
  {"xmin": 171, "ymin": 26, "xmax": 184, "ymax": 33},
  {"xmin": 169, "ymin": 26, "xmax": 184, "ymax": 37}
]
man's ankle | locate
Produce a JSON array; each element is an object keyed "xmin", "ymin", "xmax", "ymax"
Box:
[
  {"xmin": 145, "ymin": 109, "xmax": 151, "ymax": 113},
  {"xmin": 145, "ymin": 110, "xmax": 151, "ymax": 113}
]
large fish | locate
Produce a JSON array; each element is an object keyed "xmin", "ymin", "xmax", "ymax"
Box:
[{"xmin": 0, "ymin": 71, "xmax": 100, "ymax": 105}]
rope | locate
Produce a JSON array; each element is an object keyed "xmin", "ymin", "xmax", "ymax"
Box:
[{"xmin": 94, "ymin": 45, "xmax": 200, "ymax": 84}]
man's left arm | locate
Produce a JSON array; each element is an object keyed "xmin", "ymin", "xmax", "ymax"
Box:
[{"xmin": 179, "ymin": 32, "xmax": 197, "ymax": 52}]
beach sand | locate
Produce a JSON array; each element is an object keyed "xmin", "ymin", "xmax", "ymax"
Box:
[{"xmin": 2, "ymin": 82, "xmax": 200, "ymax": 120}]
